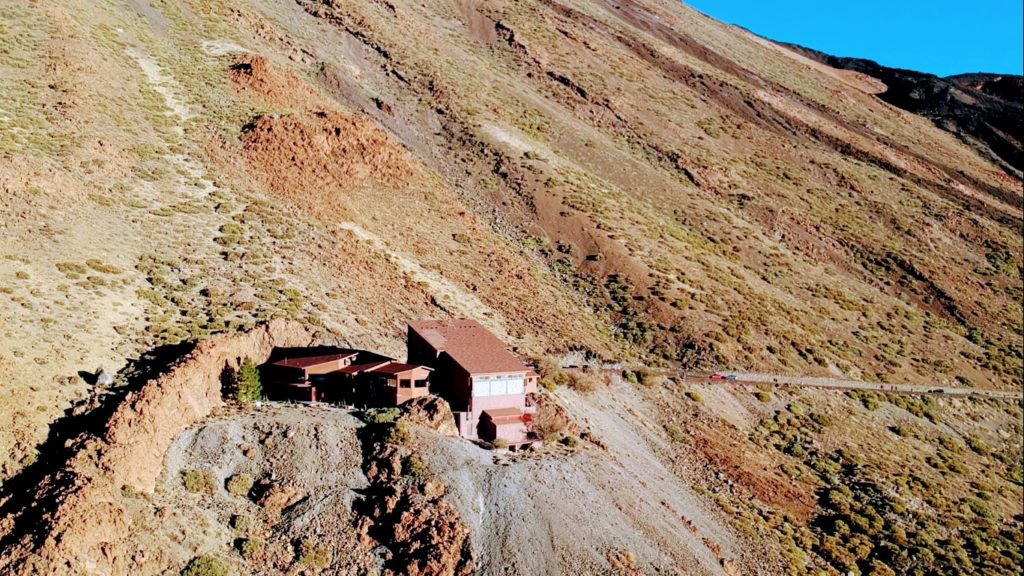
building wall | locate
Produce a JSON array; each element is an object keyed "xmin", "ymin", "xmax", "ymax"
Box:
[
  {"xmin": 468, "ymin": 372, "xmax": 527, "ymax": 419},
  {"xmin": 470, "ymin": 393, "xmax": 526, "ymax": 417},
  {"xmin": 478, "ymin": 418, "xmax": 529, "ymax": 443}
]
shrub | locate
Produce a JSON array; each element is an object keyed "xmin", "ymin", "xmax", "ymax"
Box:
[
  {"xmin": 181, "ymin": 469, "xmax": 217, "ymax": 495},
  {"xmin": 181, "ymin": 555, "xmax": 228, "ymax": 576},
  {"xmin": 86, "ymin": 259, "xmax": 122, "ymax": 274},
  {"xmin": 404, "ymin": 453, "xmax": 428, "ymax": 478},
  {"xmin": 624, "ymin": 367, "xmax": 656, "ymax": 387},
  {"xmin": 491, "ymin": 438, "xmax": 509, "ymax": 450},
  {"xmin": 385, "ymin": 421, "xmax": 412, "ymax": 446},
  {"xmin": 755, "ymin": 390, "xmax": 772, "ymax": 402},
  {"xmin": 363, "ymin": 407, "xmax": 400, "ymax": 424},
  {"xmin": 685, "ymin": 390, "xmax": 702, "ymax": 403},
  {"xmin": 233, "ymin": 357, "xmax": 261, "ymax": 404},
  {"xmin": 566, "ymin": 370, "xmax": 601, "ymax": 393},
  {"xmin": 296, "ymin": 538, "xmax": 329, "ymax": 570},
  {"xmin": 231, "ymin": 514, "xmax": 257, "ymax": 534},
  {"xmin": 226, "ymin": 473, "xmax": 254, "ymax": 498},
  {"xmin": 236, "ymin": 537, "xmax": 264, "ymax": 561},
  {"xmin": 537, "ymin": 358, "xmax": 571, "ymax": 390},
  {"xmin": 664, "ymin": 424, "xmax": 686, "ymax": 443},
  {"xmin": 530, "ymin": 403, "xmax": 568, "ymax": 443},
  {"xmin": 562, "ymin": 435, "xmax": 580, "ymax": 448}
]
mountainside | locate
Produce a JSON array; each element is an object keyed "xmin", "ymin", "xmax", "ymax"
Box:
[
  {"xmin": 0, "ymin": 1, "xmax": 1021, "ymax": 575},
  {"xmin": 781, "ymin": 43, "xmax": 1024, "ymax": 177}
]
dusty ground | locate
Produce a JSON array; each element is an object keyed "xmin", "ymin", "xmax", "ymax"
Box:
[
  {"xmin": 0, "ymin": 0, "xmax": 1021, "ymax": 573},
  {"xmin": 153, "ymin": 404, "xmax": 378, "ymax": 575},
  {"xmin": 420, "ymin": 383, "xmax": 743, "ymax": 575},
  {"xmin": 2, "ymin": 0, "xmax": 1021, "ymax": 483}
]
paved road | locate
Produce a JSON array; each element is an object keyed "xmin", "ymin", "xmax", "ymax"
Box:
[
  {"xmin": 698, "ymin": 372, "xmax": 1023, "ymax": 400},
  {"xmin": 565, "ymin": 365, "xmax": 1022, "ymax": 400}
]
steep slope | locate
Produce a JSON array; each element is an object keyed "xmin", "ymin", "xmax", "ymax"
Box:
[
  {"xmin": 0, "ymin": 0, "xmax": 1021, "ymax": 506},
  {"xmin": 781, "ymin": 42, "xmax": 1024, "ymax": 177}
]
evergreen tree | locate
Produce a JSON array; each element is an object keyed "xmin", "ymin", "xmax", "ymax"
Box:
[{"xmin": 234, "ymin": 357, "xmax": 262, "ymax": 404}]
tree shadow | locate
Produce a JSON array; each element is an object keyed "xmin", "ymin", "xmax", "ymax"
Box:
[{"xmin": 0, "ymin": 340, "xmax": 196, "ymax": 553}]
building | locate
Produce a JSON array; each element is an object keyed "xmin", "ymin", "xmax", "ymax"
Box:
[
  {"xmin": 336, "ymin": 361, "xmax": 433, "ymax": 407},
  {"xmin": 407, "ymin": 319, "xmax": 538, "ymax": 444},
  {"xmin": 269, "ymin": 351, "xmax": 365, "ymax": 402},
  {"xmin": 267, "ymin": 348, "xmax": 430, "ymax": 407}
]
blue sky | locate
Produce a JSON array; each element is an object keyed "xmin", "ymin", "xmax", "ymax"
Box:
[{"xmin": 684, "ymin": 1, "xmax": 1023, "ymax": 77}]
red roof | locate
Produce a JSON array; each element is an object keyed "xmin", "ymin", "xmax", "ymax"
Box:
[
  {"xmin": 272, "ymin": 353, "xmax": 357, "ymax": 369},
  {"xmin": 336, "ymin": 361, "xmax": 391, "ymax": 374},
  {"xmin": 371, "ymin": 362, "xmax": 432, "ymax": 375},
  {"xmin": 481, "ymin": 407, "xmax": 526, "ymax": 424},
  {"xmin": 408, "ymin": 319, "xmax": 528, "ymax": 375}
]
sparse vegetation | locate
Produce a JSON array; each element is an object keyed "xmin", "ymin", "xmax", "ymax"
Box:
[
  {"xmin": 385, "ymin": 421, "xmax": 413, "ymax": 446},
  {"xmin": 404, "ymin": 453, "xmax": 428, "ymax": 477},
  {"xmin": 750, "ymin": 394, "xmax": 1023, "ymax": 575},
  {"xmin": 181, "ymin": 555, "xmax": 228, "ymax": 576},
  {"xmin": 181, "ymin": 469, "xmax": 217, "ymax": 495},
  {"xmin": 225, "ymin": 473, "xmax": 254, "ymax": 498},
  {"xmin": 664, "ymin": 424, "xmax": 686, "ymax": 444},
  {"xmin": 236, "ymin": 537, "xmax": 264, "ymax": 561},
  {"xmin": 530, "ymin": 402, "xmax": 569, "ymax": 443},
  {"xmin": 363, "ymin": 407, "xmax": 401, "ymax": 424},
  {"xmin": 296, "ymin": 538, "xmax": 329, "ymax": 571},
  {"xmin": 230, "ymin": 514, "xmax": 257, "ymax": 534}
]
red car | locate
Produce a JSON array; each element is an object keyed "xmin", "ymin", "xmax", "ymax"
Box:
[{"xmin": 709, "ymin": 373, "xmax": 726, "ymax": 381}]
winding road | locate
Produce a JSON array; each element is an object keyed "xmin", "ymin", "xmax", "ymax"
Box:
[{"xmin": 565, "ymin": 365, "xmax": 1022, "ymax": 400}]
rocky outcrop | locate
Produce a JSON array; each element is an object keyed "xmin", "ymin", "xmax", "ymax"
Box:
[
  {"xmin": 356, "ymin": 400, "xmax": 474, "ymax": 576},
  {"xmin": 782, "ymin": 42, "xmax": 1023, "ymax": 177},
  {"xmin": 0, "ymin": 320, "xmax": 312, "ymax": 576},
  {"xmin": 400, "ymin": 396, "xmax": 460, "ymax": 437}
]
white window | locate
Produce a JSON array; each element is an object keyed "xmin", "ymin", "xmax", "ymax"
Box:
[{"xmin": 472, "ymin": 374, "xmax": 525, "ymax": 397}]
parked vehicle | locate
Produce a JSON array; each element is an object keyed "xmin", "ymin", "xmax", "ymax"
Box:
[
  {"xmin": 725, "ymin": 375, "xmax": 738, "ymax": 381},
  {"xmin": 709, "ymin": 373, "xmax": 725, "ymax": 381}
]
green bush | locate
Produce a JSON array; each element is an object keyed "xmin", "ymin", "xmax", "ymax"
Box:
[
  {"xmin": 363, "ymin": 407, "xmax": 400, "ymax": 424},
  {"xmin": 754, "ymin": 390, "xmax": 772, "ymax": 402},
  {"xmin": 685, "ymin": 390, "xmax": 702, "ymax": 403},
  {"xmin": 234, "ymin": 357, "xmax": 262, "ymax": 404},
  {"xmin": 404, "ymin": 453, "xmax": 428, "ymax": 478},
  {"xmin": 181, "ymin": 469, "xmax": 217, "ymax": 495},
  {"xmin": 230, "ymin": 514, "xmax": 257, "ymax": 534},
  {"xmin": 491, "ymin": 438, "xmax": 509, "ymax": 450},
  {"xmin": 236, "ymin": 537, "xmax": 264, "ymax": 561},
  {"xmin": 296, "ymin": 538, "xmax": 329, "ymax": 570},
  {"xmin": 385, "ymin": 421, "xmax": 413, "ymax": 446},
  {"xmin": 226, "ymin": 473, "xmax": 254, "ymax": 498},
  {"xmin": 664, "ymin": 424, "xmax": 686, "ymax": 444},
  {"xmin": 181, "ymin": 555, "xmax": 228, "ymax": 576}
]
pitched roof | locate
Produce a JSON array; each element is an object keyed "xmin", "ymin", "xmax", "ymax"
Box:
[
  {"xmin": 371, "ymin": 362, "xmax": 433, "ymax": 375},
  {"xmin": 408, "ymin": 319, "xmax": 528, "ymax": 374},
  {"xmin": 336, "ymin": 361, "xmax": 391, "ymax": 374},
  {"xmin": 272, "ymin": 353, "xmax": 358, "ymax": 369}
]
